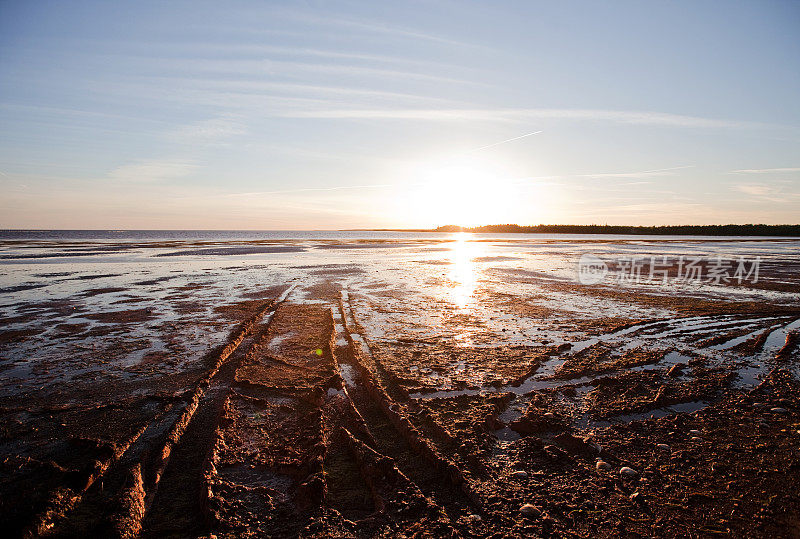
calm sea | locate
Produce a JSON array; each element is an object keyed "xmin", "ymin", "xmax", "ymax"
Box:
[{"xmin": 1, "ymin": 230, "xmax": 797, "ymax": 242}]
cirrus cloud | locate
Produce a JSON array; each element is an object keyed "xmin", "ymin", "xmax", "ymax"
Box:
[{"xmin": 109, "ymin": 159, "xmax": 198, "ymax": 182}]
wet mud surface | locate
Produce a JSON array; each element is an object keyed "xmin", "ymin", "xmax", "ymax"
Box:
[{"xmin": 1, "ymin": 234, "xmax": 799, "ymax": 537}]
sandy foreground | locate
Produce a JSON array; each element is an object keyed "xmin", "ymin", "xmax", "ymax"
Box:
[{"xmin": 1, "ymin": 234, "xmax": 799, "ymax": 537}]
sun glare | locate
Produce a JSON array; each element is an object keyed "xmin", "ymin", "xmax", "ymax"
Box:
[{"xmin": 399, "ymin": 156, "xmax": 523, "ymax": 228}]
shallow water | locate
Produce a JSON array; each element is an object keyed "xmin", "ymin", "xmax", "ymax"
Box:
[{"xmin": 2, "ymin": 232, "xmax": 799, "ymax": 406}]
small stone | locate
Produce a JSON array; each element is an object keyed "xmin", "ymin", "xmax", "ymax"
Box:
[
  {"xmin": 520, "ymin": 503, "xmax": 541, "ymax": 518},
  {"xmin": 667, "ymin": 364, "xmax": 684, "ymax": 376},
  {"xmin": 596, "ymin": 460, "xmax": 611, "ymax": 471},
  {"xmin": 656, "ymin": 443, "xmax": 670, "ymax": 451},
  {"xmin": 688, "ymin": 429, "xmax": 702, "ymax": 435},
  {"xmin": 512, "ymin": 470, "xmax": 528, "ymax": 479},
  {"xmin": 554, "ymin": 432, "xmax": 597, "ymax": 456},
  {"xmin": 771, "ymin": 407, "xmax": 788, "ymax": 413},
  {"xmin": 619, "ymin": 466, "xmax": 638, "ymax": 478},
  {"xmin": 458, "ymin": 514, "xmax": 482, "ymax": 524}
]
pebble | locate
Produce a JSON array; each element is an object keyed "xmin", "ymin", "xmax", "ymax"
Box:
[
  {"xmin": 512, "ymin": 470, "xmax": 528, "ymax": 479},
  {"xmin": 520, "ymin": 504, "xmax": 541, "ymax": 518},
  {"xmin": 656, "ymin": 443, "xmax": 670, "ymax": 451},
  {"xmin": 688, "ymin": 429, "xmax": 702, "ymax": 435},
  {"xmin": 667, "ymin": 364, "xmax": 683, "ymax": 376},
  {"xmin": 619, "ymin": 466, "xmax": 638, "ymax": 477},
  {"xmin": 771, "ymin": 407, "xmax": 788, "ymax": 413},
  {"xmin": 596, "ymin": 460, "xmax": 611, "ymax": 471}
]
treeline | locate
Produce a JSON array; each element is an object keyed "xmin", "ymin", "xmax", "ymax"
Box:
[{"xmin": 434, "ymin": 224, "xmax": 800, "ymax": 236}]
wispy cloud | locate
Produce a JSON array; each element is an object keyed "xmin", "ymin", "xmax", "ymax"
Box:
[
  {"xmin": 134, "ymin": 57, "xmax": 482, "ymax": 86},
  {"xmin": 118, "ymin": 43, "xmax": 468, "ymax": 73},
  {"xmin": 109, "ymin": 159, "xmax": 198, "ymax": 182},
  {"xmin": 148, "ymin": 77, "xmax": 459, "ymax": 105},
  {"xmin": 168, "ymin": 115, "xmax": 246, "ymax": 144},
  {"xmin": 732, "ymin": 183, "xmax": 800, "ymax": 203},
  {"xmin": 510, "ymin": 165, "xmax": 693, "ymax": 186},
  {"xmin": 277, "ymin": 107, "xmax": 760, "ymax": 128},
  {"xmin": 729, "ymin": 167, "xmax": 800, "ymax": 174},
  {"xmin": 280, "ymin": 12, "xmax": 487, "ymax": 50},
  {"xmin": 734, "ymin": 184, "xmax": 774, "ymax": 196},
  {"xmin": 578, "ymin": 165, "xmax": 695, "ymax": 179},
  {"xmin": 224, "ymin": 183, "xmax": 397, "ymax": 198}
]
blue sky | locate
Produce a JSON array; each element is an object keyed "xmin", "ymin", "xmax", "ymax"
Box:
[{"xmin": 1, "ymin": 0, "xmax": 798, "ymax": 228}]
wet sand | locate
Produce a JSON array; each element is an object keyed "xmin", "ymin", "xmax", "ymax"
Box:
[{"xmin": 1, "ymin": 233, "xmax": 799, "ymax": 537}]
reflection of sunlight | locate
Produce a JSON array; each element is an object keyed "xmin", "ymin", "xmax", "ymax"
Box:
[{"xmin": 449, "ymin": 232, "xmax": 481, "ymax": 309}]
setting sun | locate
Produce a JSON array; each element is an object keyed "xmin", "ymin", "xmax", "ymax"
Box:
[{"xmin": 399, "ymin": 156, "xmax": 525, "ymax": 227}]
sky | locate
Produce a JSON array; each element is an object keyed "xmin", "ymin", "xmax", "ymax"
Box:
[{"xmin": 0, "ymin": 0, "xmax": 798, "ymax": 229}]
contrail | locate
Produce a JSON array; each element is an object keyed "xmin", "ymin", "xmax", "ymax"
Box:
[{"xmin": 467, "ymin": 130, "xmax": 543, "ymax": 153}]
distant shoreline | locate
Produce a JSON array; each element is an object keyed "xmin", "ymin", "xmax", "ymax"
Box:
[
  {"xmin": 1, "ymin": 225, "xmax": 799, "ymax": 238},
  {"xmin": 354, "ymin": 224, "xmax": 800, "ymax": 236}
]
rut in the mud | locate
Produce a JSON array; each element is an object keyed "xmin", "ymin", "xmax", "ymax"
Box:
[
  {"xmin": 335, "ymin": 339, "xmax": 474, "ymax": 524},
  {"xmin": 196, "ymin": 295, "xmax": 478, "ymax": 536},
  {"xmin": 31, "ymin": 294, "xmax": 287, "ymax": 538}
]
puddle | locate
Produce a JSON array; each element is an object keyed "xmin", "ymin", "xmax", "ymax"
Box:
[
  {"xmin": 576, "ymin": 400, "xmax": 708, "ymax": 429},
  {"xmin": 763, "ymin": 318, "xmax": 800, "ymax": 352},
  {"xmin": 339, "ymin": 364, "xmax": 357, "ymax": 387},
  {"xmin": 709, "ymin": 325, "xmax": 780, "ymax": 351},
  {"xmin": 630, "ymin": 351, "xmax": 693, "ymax": 373}
]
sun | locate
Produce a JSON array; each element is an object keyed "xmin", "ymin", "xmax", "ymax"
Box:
[{"xmin": 399, "ymin": 156, "xmax": 523, "ymax": 228}]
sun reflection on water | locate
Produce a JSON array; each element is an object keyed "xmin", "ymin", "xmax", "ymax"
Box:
[{"xmin": 448, "ymin": 232, "xmax": 481, "ymax": 309}]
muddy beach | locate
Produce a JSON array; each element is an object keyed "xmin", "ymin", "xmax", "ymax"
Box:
[{"xmin": 1, "ymin": 232, "xmax": 799, "ymax": 537}]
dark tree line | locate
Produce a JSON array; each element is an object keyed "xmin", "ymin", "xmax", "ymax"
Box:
[{"xmin": 434, "ymin": 224, "xmax": 800, "ymax": 236}]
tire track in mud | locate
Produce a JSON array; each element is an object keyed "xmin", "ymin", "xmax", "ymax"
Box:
[
  {"xmin": 196, "ymin": 294, "xmax": 465, "ymax": 536},
  {"xmin": 202, "ymin": 300, "xmax": 339, "ymax": 537},
  {"xmin": 139, "ymin": 287, "xmax": 294, "ymax": 537},
  {"xmin": 336, "ymin": 291, "xmax": 484, "ymax": 524},
  {"xmin": 38, "ymin": 287, "xmax": 293, "ymax": 538}
]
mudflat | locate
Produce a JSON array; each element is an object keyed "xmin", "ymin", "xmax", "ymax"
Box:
[{"xmin": 1, "ymin": 232, "xmax": 799, "ymax": 537}]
